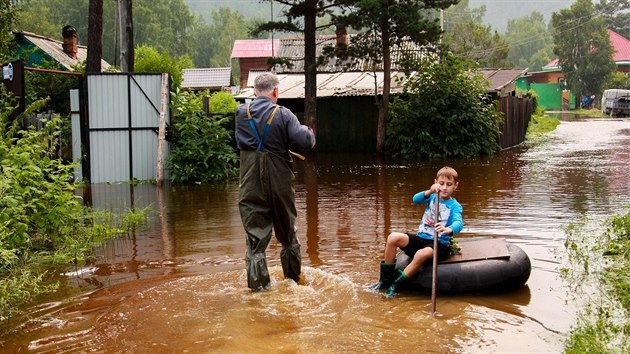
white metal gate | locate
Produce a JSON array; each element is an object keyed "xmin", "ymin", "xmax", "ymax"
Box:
[{"xmin": 71, "ymin": 73, "xmax": 170, "ymax": 183}]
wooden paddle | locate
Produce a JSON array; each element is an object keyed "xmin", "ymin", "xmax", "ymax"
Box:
[{"xmin": 431, "ymin": 191, "xmax": 440, "ymax": 315}]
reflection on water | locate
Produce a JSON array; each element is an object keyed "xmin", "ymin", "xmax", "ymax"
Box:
[{"xmin": 2, "ymin": 119, "xmax": 630, "ymax": 353}]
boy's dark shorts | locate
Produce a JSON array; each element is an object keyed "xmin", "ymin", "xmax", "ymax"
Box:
[{"xmin": 402, "ymin": 232, "xmax": 451, "ymax": 261}]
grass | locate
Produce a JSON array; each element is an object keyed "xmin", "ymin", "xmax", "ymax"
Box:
[
  {"xmin": 562, "ymin": 210, "xmax": 630, "ymax": 353},
  {"xmin": 525, "ymin": 111, "xmax": 561, "ymax": 145}
]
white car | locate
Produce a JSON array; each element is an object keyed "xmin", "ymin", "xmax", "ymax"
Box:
[{"xmin": 602, "ymin": 89, "xmax": 630, "ymax": 116}]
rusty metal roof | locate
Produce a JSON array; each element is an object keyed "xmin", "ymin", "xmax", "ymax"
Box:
[
  {"xmin": 182, "ymin": 67, "xmax": 232, "ymax": 90},
  {"xmin": 479, "ymin": 68, "xmax": 528, "ymax": 92},
  {"xmin": 274, "ymin": 35, "xmax": 428, "ymax": 73},
  {"xmin": 15, "ymin": 31, "xmax": 110, "ymax": 71},
  {"xmin": 235, "ymin": 70, "xmax": 409, "ymax": 99}
]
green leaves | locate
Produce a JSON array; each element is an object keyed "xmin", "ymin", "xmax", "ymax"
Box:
[
  {"xmin": 166, "ymin": 89, "xmax": 238, "ymax": 184},
  {"xmin": 386, "ymin": 52, "xmax": 502, "ymax": 160},
  {"xmin": 551, "ymin": 0, "xmax": 616, "ymax": 98}
]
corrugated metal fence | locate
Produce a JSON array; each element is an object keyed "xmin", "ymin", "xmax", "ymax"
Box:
[
  {"xmin": 71, "ymin": 73, "xmax": 170, "ymax": 183},
  {"xmin": 497, "ymin": 95, "xmax": 533, "ymax": 149}
]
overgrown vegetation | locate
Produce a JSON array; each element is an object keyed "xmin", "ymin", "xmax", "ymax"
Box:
[
  {"xmin": 135, "ymin": 45, "xmax": 193, "ymax": 90},
  {"xmin": 166, "ymin": 89, "xmax": 238, "ymax": 184},
  {"xmin": 386, "ymin": 52, "xmax": 503, "ymax": 160},
  {"xmin": 0, "ymin": 88, "xmax": 147, "ymax": 321},
  {"xmin": 563, "ymin": 210, "xmax": 630, "ymax": 353}
]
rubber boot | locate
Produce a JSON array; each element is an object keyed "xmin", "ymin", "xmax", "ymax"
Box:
[
  {"xmin": 369, "ymin": 262, "xmax": 396, "ymax": 291},
  {"xmin": 384, "ymin": 270, "xmax": 408, "ymax": 298}
]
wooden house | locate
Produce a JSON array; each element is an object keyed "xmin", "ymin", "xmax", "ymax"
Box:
[
  {"xmin": 526, "ymin": 29, "xmax": 630, "ymax": 110},
  {"xmin": 233, "ymin": 34, "xmax": 528, "ymax": 152},
  {"xmin": 13, "ymin": 26, "xmax": 110, "ymax": 71},
  {"xmin": 230, "ymin": 39, "xmax": 280, "ymax": 88}
]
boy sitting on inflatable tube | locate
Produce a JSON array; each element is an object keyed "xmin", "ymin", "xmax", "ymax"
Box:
[{"xmin": 370, "ymin": 166, "xmax": 464, "ymax": 298}]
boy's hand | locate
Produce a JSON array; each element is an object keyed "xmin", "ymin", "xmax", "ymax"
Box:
[
  {"xmin": 435, "ymin": 223, "xmax": 452, "ymax": 235},
  {"xmin": 430, "ymin": 183, "xmax": 441, "ymax": 195}
]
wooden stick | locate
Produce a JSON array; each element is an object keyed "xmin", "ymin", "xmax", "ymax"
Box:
[{"xmin": 431, "ymin": 191, "xmax": 440, "ymax": 315}]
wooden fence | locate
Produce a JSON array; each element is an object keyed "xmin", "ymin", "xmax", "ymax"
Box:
[
  {"xmin": 497, "ymin": 95, "xmax": 533, "ymax": 149},
  {"xmin": 25, "ymin": 110, "xmax": 62, "ymax": 158}
]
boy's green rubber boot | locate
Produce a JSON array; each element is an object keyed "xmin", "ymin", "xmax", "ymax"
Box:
[
  {"xmin": 384, "ymin": 270, "xmax": 408, "ymax": 298},
  {"xmin": 369, "ymin": 262, "xmax": 396, "ymax": 291}
]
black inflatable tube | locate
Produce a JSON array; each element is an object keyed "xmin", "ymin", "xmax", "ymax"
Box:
[{"xmin": 395, "ymin": 243, "xmax": 531, "ymax": 294}]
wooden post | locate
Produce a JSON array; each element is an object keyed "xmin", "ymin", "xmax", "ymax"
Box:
[{"xmin": 156, "ymin": 73, "xmax": 168, "ymax": 186}]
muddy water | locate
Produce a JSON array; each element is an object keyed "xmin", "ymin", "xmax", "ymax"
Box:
[{"xmin": 2, "ymin": 118, "xmax": 630, "ymax": 353}]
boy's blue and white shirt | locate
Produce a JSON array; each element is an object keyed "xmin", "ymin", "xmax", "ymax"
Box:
[{"xmin": 413, "ymin": 191, "xmax": 464, "ymax": 246}]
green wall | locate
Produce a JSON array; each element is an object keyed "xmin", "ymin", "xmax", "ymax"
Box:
[{"xmin": 530, "ymin": 83, "xmax": 562, "ymax": 110}]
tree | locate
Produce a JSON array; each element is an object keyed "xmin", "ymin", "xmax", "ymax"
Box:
[
  {"xmin": 505, "ymin": 11, "xmax": 554, "ymax": 71},
  {"xmin": 254, "ymin": 0, "xmax": 347, "ymax": 134},
  {"xmin": 596, "ymin": 0, "xmax": 630, "ymax": 39},
  {"xmin": 0, "ymin": 0, "xmax": 19, "ymax": 61},
  {"xmin": 442, "ymin": 0, "xmax": 509, "ymax": 68},
  {"xmin": 118, "ymin": 0, "xmax": 134, "ymax": 72},
  {"xmin": 87, "ymin": 0, "xmax": 103, "ymax": 73},
  {"xmin": 207, "ymin": 7, "xmax": 252, "ymax": 67},
  {"xmin": 551, "ymin": 0, "xmax": 615, "ymax": 104},
  {"xmin": 336, "ymin": 0, "xmax": 457, "ymax": 155}
]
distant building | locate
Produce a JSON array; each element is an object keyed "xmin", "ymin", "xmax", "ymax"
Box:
[
  {"xmin": 526, "ymin": 29, "xmax": 630, "ymax": 110},
  {"xmin": 230, "ymin": 39, "xmax": 279, "ymax": 88},
  {"xmin": 13, "ymin": 26, "xmax": 111, "ymax": 71},
  {"xmin": 542, "ymin": 29, "xmax": 630, "ymax": 74},
  {"xmin": 182, "ymin": 67, "xmax": 232, "ymax": 92}
]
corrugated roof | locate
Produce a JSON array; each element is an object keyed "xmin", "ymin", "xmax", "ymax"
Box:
[
  {"xmin": 182, "ymin": 67, "xmax": 232, "ymax": 90},
  {"xmin": 544, "ymin": 29, "xmax": 630, "ymax": 70},
  {"xmin": 15, "ymin": 31, "xmax": 110, "ymax": 71},
  {"xmin": 479, "ymin": 68, "xmax": 528, "ymax": 92},
  {"xmin": 231, "ymin": 39, "xmax": 280, "ymax": 58},
  {"xmin": 237, "ymin": 68, "xmax": 523, "ymax": 99},
  {"xmin": 610, "ymin": 30, "xmax": 630, "ymax": 62},
  {"xmin": 235, "ymin": 71, "xmax": 409, "ymax": 99},
  {"xmin": 274, "ymin": 35, "xmax": 428, "ymax": 73}
]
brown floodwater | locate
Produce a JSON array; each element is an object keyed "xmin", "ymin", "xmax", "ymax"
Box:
[{"xmin": 2, "ymin": 118, "xmax": 630, "ymax": 353}]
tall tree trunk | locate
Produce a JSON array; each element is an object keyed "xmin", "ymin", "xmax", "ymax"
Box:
[
  {"xmin": 118, "ymin": 0, "xmax": 134, "ymax": 72},
  {"xmin": 303, "ymin": 0, "xmax": 317, "ymax": 134},
  {"xmin": 376, "ymin": 28, "xmax": 391, "ymax": 156},
  {"xmin": 86, "ymin": 0, "xmax": 103, "ymax": 73}
]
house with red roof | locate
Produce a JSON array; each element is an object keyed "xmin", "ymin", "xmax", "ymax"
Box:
[
  {"xmin": 525, "ymin": 29, "xmax": 630, "ymax": 110},
  {"xmin": 542, "ymin": 29, "xmax": 630, "ymax": 74},
  {"xmin": 230, "ymin": 39, "xmax": 280, "ymax": 88}
]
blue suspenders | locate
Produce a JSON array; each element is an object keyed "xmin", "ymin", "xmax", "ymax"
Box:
[{"xmin": 246, "ymin": 104, "xmax": 280, "ymax": 152}]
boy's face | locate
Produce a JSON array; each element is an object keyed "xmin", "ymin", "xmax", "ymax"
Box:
[{"xmin": 435, "ymin": 175, "xmax": 458, "ymax": 199}]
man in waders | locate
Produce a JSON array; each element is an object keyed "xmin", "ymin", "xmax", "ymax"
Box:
[{"xmin": 235, "ymin": 73, "xmax": 316, "ymax": 291}]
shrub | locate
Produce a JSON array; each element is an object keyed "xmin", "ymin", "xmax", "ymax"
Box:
[
  {"xmin": 387, "ymin": 52, "xmax": 503, "ymax": 160},
  {"xmin": 166, "ymin": 89, "xmax": 238, "ymax": 184}
]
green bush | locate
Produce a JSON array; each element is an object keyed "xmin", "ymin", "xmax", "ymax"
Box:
[
  {"xmin": 387, "ymin": 52, "xmax": 503, "ymax": 160},
  {"xmin": 0, "ymin": 87, "xmax": 148, "ymax": 320},
  {"xmin": 166, "ymin": 89, "xmax": 238, "ymax": 184}
]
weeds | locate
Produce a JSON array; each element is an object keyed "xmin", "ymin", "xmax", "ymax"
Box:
[
  {"xmin": 0, "ymin": 87, "xmax": 148, "ymax": 322},
  {"xmin": 563, "ymin": 210, "xmax": 630, "ymax": 353}
]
